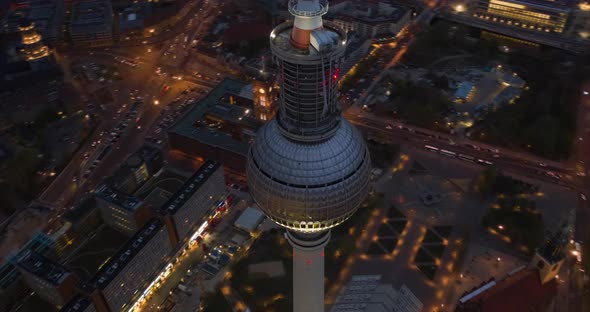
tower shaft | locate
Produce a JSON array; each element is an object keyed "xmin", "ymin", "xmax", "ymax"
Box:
[{"xmin": 286, "ymin": 231, "xmax": 330, "ymax": 312}]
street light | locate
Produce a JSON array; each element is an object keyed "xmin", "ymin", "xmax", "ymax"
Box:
[{"xmin": 154, "ymin": 100, "xmax": 160, "ymax": 105}]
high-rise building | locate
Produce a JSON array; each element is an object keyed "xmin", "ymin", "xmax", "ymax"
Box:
[
  {"xmin": 18, "ymin": 19, "xmax": 50, "ymax": 61},
  {"xmin": 95, "ymin": 185, "xmax": 153, "ymax": 235},
  {"xmin": 246, "ymin": 1, "xmax": 372, "ymax": 311},
  {"xmin": 69, "ymin": 0, "xmax": 114, "ymax": 47},
  {"xmin": 88, "ymin": 219, "xmax": 172, "ymax": 312},
  {"xmin": 158, "ymin": 160, "xmax": 226, "ymax": 247}
]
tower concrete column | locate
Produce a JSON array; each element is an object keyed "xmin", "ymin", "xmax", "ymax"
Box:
[{"xmin": 286, "ymin": 230, "xmax": 330, "ymax": 312}]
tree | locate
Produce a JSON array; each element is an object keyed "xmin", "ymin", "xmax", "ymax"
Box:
[{"xmin": 476, "ymin": 166, "xmax": 497, "ymax": 197}]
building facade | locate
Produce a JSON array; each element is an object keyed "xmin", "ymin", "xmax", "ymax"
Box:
[
  {"xmin": 95, "ymin": 184, "xmax": 152, "ymax": 235},
  {"xmin": 69, "ymin": 0, "xmax": 113, "ymax": 47},
  {"xmin": 15, "ymin": 250, "xmax": 79, "ymax": 308},
  {"xmin": 90, "ymin": 219, "xmax": 172, "ymax": 312},
  {"xmin": 159, "ymin": 160, "xmax": 225, "ymax": 246},
  {"xmin": 472, "ymin": 0, "xmax": 570, "ymax": 33},
  {"xmin": 106, "ymin": 144, "xmax": 164, "ymax": 194}
]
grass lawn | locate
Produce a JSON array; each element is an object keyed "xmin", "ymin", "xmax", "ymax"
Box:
[
  {"xmin": 378, "ymin": 238, "xmax": 399, "ymax": 253},
  {"xmin": 417, "ymin": 264, "xmax": 438, "ymax": 280},
  {"xmin": 229, "ymin": 230, "xmax": 292, "ymax": 312},
  {"xmin": 202, "ymin": 289, "xmax": 232, "ymax": 312},
  {"xmin": 377, "ymin": 224, "xmax": 397, "ymax": 237},
  {"xmin": 66, "ymin": 226, "xmax": 127, "ymax": 280},
  {"xmin": 423, "ymin": 229, "xmax": 443, "ymax": 244},
  {"xmin": 414, "ymin": 248, "xmax": 435, "ymax": 264},
  {"xmin": 433, "ymin": 225, "xmax": 453, "ymax": 238},
  {"xmin": 388, "ymin": 220, "xmax": 408, "ymax": 235},
  {"xmin": 367, "ymin": 242, "xmax": 386, "ymax": 255},
  {"xmin": 424, "ymin": 244, "xmax": 446, "ymax": 260}
]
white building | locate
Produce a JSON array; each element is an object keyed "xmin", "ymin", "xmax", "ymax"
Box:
[
  {"xmin": 159, "ymin": 160, "xmax": 226, "ymax": 245},
  {"xmin": 331, "ymin": 275, "xmax": 423, "ymax": 312},
  {"xmin": 234, "ymin": 206, "xmax": 266, "ymax": 233}
]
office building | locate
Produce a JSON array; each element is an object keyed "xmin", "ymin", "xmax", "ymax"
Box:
[
  {"xmin": 168, "ymin": 78, "xmax": 263, "ymax": 182},
  {"xmin": 18, "ymin": 19, "xmax": 50, "ymax": 61},
  {"xmin": 89, "ymin": 219, "xmax": 172, "ymax": 312},
  {"xmin": 95, "ymin": 184, "xmax": 152, "ymax": 235},
  {"xmin": 106, "ymin": 144, "xmax": 164, "ymax": 194},
  {"xmin": 15, "ymin": 249, "xmax": 78, "ymax": 307},
  {"xmin": 246, "ymin": 1, "xmax": 372, "ymax": 311},
  {"xmin": 252, "ymin": 79, "xmax": 278, "ymax": 122},
  {"xmin": 472, "ymin": 0, "xmax": 571, "ymax": 33},
  {"xmin": 159, "ymin": 160, "xmax": 225, "ymax": 246},
  {"xmin": 69, "ymin": 0, "xmax": 113, "ymax": 47},
  {"xmin": 331, "ymin": 275, "xmax": 422, "ymax": 312},
  {"xmin": 326, "ymin": 0, "xmax": 411, "ymax": 39}
]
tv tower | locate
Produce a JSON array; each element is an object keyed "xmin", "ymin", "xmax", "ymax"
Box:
[{"xmin": 246, "ymin": 1, "xmax": 371, "ymax": 311}]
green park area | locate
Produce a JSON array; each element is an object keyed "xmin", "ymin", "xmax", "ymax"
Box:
[
  {"xmin": 477, "ymin": 168, "xmax": 544, "ymax": 253},
  {"xmin": 402, "ymin": 21, "xmax": 586, "ymax": 160},
  {"xmin": 379, "ymin": 77, "xmax": 452, "ymax": 132}
]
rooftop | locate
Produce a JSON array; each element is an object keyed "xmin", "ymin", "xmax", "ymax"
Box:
[
  {"xmin": 326, "ymin": 1, "xmax": 409, "ymax": 25},
  {"xmin": 16, "ymin": 249, "xmax": 70, "ymax": 286},
  {"xmin": 234, "ymin": 206, "xmax": 265, "ymax": 232},
  {"xmin": 70, "ymin": 0, "xmax": 112, "ymax": 28},
  {"xmin": 91, "ymin": 219, "xmax": 163, "ymax": 289},
  {"xmin": 105, "ymin": 144, "xmax": 162, "ymax": 189},
  {"xmin": 158, "ymin": 160, "xmax": 220, "ymax": 215},
  {"xmin": 271, "ymin": 21, "xmax": 344, "ymax": 56},
  {"xmin": 457, "ymin": 268, "xmax": 558, "ymax": 312},
  {"xmin": 60, "ymin": 295, "xmax": 93, "ymax": 312},
  {"xmin": 95, "ymin": 184, "xmax": 143, "ymax": 212},
  {"xmin": 170, "ymin": 78, "xmax": 254, "ymax": 157}
]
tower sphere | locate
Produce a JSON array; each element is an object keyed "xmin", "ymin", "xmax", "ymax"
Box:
[
  {"xmin": 247, "ymin": 119, "xmax": 371, "ymax": 233},
  {"xmin": 246, "ymin": 0, "xmax": 371, "ymax": 233}
]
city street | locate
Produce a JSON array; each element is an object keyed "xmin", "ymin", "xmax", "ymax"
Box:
[{"xmin": 37, "ymin": 0, "xmax": 229, "ymax": 235}]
